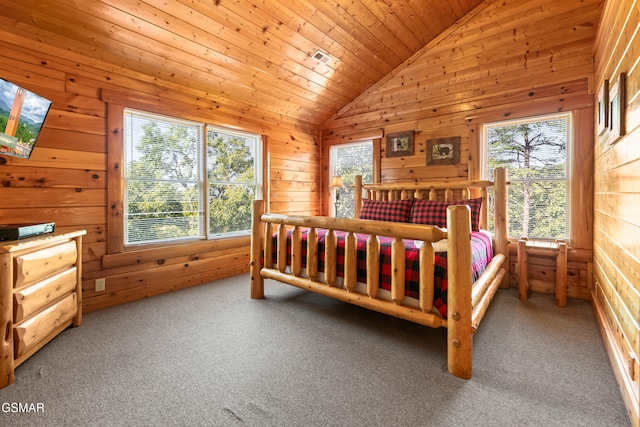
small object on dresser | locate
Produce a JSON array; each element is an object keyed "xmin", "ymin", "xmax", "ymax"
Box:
[{"xmin": 0, "ymin": 222, "xmax": 55, "ymax": 241}]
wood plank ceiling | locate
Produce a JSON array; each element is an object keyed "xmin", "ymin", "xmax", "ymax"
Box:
[{"xmin": 1, "ymin": 0, "xmax": 484, "ymax": 127}]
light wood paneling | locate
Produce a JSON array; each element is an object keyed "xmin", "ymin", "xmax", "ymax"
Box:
[
  {"xmin": 322, "ymin": 0, "xmax": 599, "ymax": 305},
  {"xmin": 0, "ymin": 32, "xmax": 322, "ymax": 310},
  {"xmin": 1, "ymin": 7, "xmax": 634, "ymax": 420},
  {"xmin": 593, "ymin": 0, "xmax": 640, "ymax": 424},
  {"xmin": 0, "ymin": 0, "xmax": 484, "ymax": 127},
  {"xmin": 0, "ymin": 0, "xmax": 607, "ymax": 313}
]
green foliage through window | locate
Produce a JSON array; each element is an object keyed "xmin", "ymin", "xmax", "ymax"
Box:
[
  {"xmin": 484, "ymin": 114, "xmax": 571, "ymax": 240},
  {"xmin": 206, "ymin": 129, "xmax": 257, "ymax": 235},
  {"xmin": 330, "ymin": 142, "xmax": 373, "ymax": 218},
  {"xmin": 124, "ymin": 109, "xmax": 261, "ymax": 245}
]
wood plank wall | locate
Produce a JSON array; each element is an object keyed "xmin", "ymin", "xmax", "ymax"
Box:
[
  {"xmin": 0, "ymin": 39, "xmax": 321, "ymax": 312},
  {"xmin": 322, "ymin": 0, "xmax": 600, "ymax": 301},
  {"xmin": 593, "ymin": 1, "xmax": 640, "ymax": 424}
]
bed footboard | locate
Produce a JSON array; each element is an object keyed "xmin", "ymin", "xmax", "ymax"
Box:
[
  {"xmin": 251, "ymin": 204, "xmax": 451, "ymax": 322},
  {"xmin": 250, "ymin": 168, "xmax": 508, "ymax": 379},
  {"xmin": 250, "ymin": 203, "xmax": 506, "ymax": 379}
]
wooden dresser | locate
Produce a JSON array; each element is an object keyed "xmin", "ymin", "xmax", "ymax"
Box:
[{"xmin": 0, "ymin": 230, "xmax": 86, "ymax": 389}]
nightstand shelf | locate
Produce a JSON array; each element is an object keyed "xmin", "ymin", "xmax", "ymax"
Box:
[{"xmin": 517, "ymin": 238, "xmax": 568, "ymax": 307}]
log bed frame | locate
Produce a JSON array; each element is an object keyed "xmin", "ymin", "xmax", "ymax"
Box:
[{"xmin": 250, "ymin": 168, "xmax": 509, "ymax": 379}]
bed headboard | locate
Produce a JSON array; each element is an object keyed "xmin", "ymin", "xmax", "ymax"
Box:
[
  {"xmin": 353, "ymin": 168, "xmax": 507, "ymax": 235},
  {"xmin": 354, "ymin": 177, "xmax": 492, "ymax": 230}
]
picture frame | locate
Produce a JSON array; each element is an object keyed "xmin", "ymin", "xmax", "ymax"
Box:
[
  {"xmin": 609, "ymin": 72, "xmax": 625, "ymax": 145},
  {"xmin": 597, "ymin": 79, "xmax": 608, "ymax": 136},
  {"xmin": 386, "ymin": 131, "xmax": 414, "ymax": 157},
  {"xmin": 426, "ymin": 136, "xmax": 460, "ymax": 166}
]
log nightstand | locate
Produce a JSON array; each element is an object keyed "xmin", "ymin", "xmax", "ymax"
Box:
[{"xmin": 517, "ymin": 238, "xmax": 568, "ymax": 307}]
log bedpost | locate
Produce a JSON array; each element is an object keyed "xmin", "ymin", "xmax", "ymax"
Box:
[
  {"xmin": 325, "ymin": 230, "xmax": 338, "ymax": 286},
  {"xmin": 277, "ymin": 224, "xmax": 288, "ymax": 273},
  {"xmin": 493, "ymin": 168, "xmax": 509, "ymax": 289},
  {"xmin": 306, "ymin": 228, "xmax": 318, "ymax": 281},
  {"xmin": 479, "ymin": 187, "xmax": 488, "ymax": 231},
  {"xmin": 555, "ymin": 242, "xmax": 568, "ymax": 307},
  {"xmin": 250, "ymin": 200, "xmax": 265, "ymax": 299},
  {"xmin": 418, "ymin": 243, "xmax": 435, "ymax": 313},
  {"xmin": 447, "ymin": 205, "xmax": 473, "ymax": 379},
  {"xmin": 291, "ymin": 226, "xmax": 302, "ymax": 277},
  {"xmin": 354, "ymin": 175, "xmax": 363, "ymax": 218},
  {"xmin": 517, "ymin": 238, "xmax": 529, "ymax": 300},
  {"xmin": 344, "ymin": 231, "xmax": 357, "ymax": 292},
  {"xmin": 366, "ymin": 235, "xmax": 380, "ymax": 298},
  {"xmin": 391, "ymin": 237, "xmax": 406, "ymax": 304}
]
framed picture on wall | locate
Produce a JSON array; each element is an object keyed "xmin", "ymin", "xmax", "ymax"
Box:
[
  {"xmin": 597, "ymin": 79, "xmax": 608, "ymax": 136},
  {"xmin": 386, "ymin": 131, "xmax": 414, "ymax": 157},
  {"xmin": 609, "ymin": 72, "xmax": 625, "ymax": 145},
  {"xmin": 426, "ymin": 136, "xmax": 460, "ymax": 166}
]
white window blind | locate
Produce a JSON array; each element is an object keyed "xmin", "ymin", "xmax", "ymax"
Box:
[
  {"xmin": 124, "ymin": 110, "xmax": 204, "ymax": 245},
  {"xmin": 329, "ymin": 141, "xmax": 373, "ymax": 218},
  {"xmin": 483, "ymin": 113, "xmax": 572, "ymax": 240},
  {"xmin": 206, "ymin": 127, "xmax": 262, "ymax": 237},
  {"xmin": 123, "ymin": 110, "xmax": 263, "ymax": 245}
]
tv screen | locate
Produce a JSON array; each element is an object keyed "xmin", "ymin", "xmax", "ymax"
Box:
[{"xmin": 0, "ymin": 77, "xmax": 52, "ymax": 159}]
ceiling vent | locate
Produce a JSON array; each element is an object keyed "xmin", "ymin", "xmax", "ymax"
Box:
[{"xmin": 312, "ymin": 50, "xmax": 331, "ymax": 64}]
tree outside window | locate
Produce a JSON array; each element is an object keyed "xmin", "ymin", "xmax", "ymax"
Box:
[
  {"xmin": 124, "ymin": 109, "xmax": 261, "ymax": 245},
  {"xmin": 206, "ymin": 129, "xmax": 259, "ymax": 236},
  {"xmin": 330, "ymin": 142, "xmax": 373, "ymax": 218},
  {"xmin": 484, "ymin": 113, "xmax": 571, "ymax": 240}
]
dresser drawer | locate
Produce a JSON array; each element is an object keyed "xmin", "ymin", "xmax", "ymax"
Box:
[
  {"xmin": 0, "ymin": 230, "xmax": 85, "ymax": 389},
  {"xmin": 14, "ymin": 240, "xmax": 77, "ymax": 289},
  {"xmin": 13, "ymin": 267, "xmax": 77, "ymax": 323},
  {"xmin": 13, "ymin": 292, "xmax": 77, "ymax": 359}
]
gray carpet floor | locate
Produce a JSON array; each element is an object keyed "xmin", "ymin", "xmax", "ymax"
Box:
[{"xmin": 0, "ymin": 274, "xmax": 630, "ymax": 426}]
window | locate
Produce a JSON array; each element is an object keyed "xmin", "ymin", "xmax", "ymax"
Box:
[
  {"xmin": 329, "ymin": 141, "xmax": 373, "ymax": 217},
  {"xmin": 483, "ymin": 113, "xmax": 571, "ymax": 240},
  {"xmin": 206, "ymin": 126, "xmax": 262, "ymax": 236},
  {"xmin": 124, "ymin": 109, "xmax": 262, "ymax": 245}
]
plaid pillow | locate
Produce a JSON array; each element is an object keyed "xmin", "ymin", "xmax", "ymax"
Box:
[
  {"xmin": 410, "ymin": 198, "xmax": 482, "ymax": 231},
  {"xmin": 359, "ymin": 198, "xmax": 414, "ymax": 222}
]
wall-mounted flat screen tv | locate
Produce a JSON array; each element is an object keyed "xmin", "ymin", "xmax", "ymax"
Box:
[{"xmin": 0, "ymin": 77, "xmax": 52, "ymax": 159}]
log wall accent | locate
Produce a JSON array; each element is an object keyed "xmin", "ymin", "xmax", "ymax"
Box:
[
  {"xmin": 592, "ymin": 1, "xmax": 640, "ymax": 424},
  {"xmin": 0, "ymin": 38, "xmax": 321, "ymax": 312},
  {"xmin": 321, "ymin": 0, "xmax": 600, "ymax": 300}
]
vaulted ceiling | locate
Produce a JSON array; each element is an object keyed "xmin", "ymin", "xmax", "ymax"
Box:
[{"xmin": 2, "ymin": 0, "xmax": 484, "ymax": 126}]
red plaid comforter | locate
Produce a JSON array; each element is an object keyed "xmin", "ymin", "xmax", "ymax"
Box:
[{"xmin": 270, "ymin": 229, "xmax": 493, "ymax": 318}]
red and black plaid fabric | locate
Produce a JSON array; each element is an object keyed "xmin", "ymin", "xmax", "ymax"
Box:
[
  {"xmin": 410, "ymin": 198, "xmax": 483, "ymax": 231},
  {"xmin": 358, "ymin": 198, "xmax": 414, "ymax": 222},
  {"xmin": 270, "ymin": 229, "xmax": 492, "ymax": 318}
]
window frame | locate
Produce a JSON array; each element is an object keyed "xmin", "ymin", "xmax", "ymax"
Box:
[
  {"xmin": 105, "ymin": 95, "xmax": 264, "ymax": 253},
  {"xmin": 204, "ymin": 125, "xmax": 263, "ymax": 239},
  {"xmin": 123, "ymin": 108, "xmax": 206, "ymax": 246},
  {"xmin": 481, "ymin": 112, "xmax": 573, "ymax": 242},
  {"xmin": 329, "ymin": 140, "xmax": 374, "ymax": 218},
  {"xmin": 123, "ymin": 108, "xmax": 263, "ymax": 246}
]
